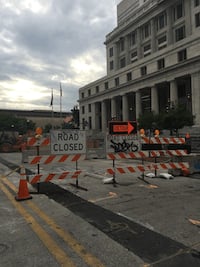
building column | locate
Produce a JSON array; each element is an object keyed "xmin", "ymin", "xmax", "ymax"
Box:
[
  {"xmin": 124, "ymin": 35, "xmax": 129, "ymax": 66},
  {"xmin": 95, "ymin": 102, "xmax": 101, "ymax": 130},
  {"xmin": 111, "ymin": 97, "xmax": 117, "ymax": 119},
  {"xmin": 191, "ymin": 72, "xmax": 200, "ymax": 125},
  {"xmin": 166, "ymin": 7, "xmax": 173, "ymax": 45},
  {"xmin": 122, "ymin": 94, "xmax": 129, "ymax": 121},
  {"xmin": 136, "ymin": 28, "xmax": 142, "ymax": 59},
  {"xmin": 170, "ymin": 80, "xmax": 178, "ymax": 107},
  {"xmin": 151, "ymin": 86, "xmax": 159, "ymax": 113},
  {"xmin": 136, "ymin": 90, "xmax": 142, "ymax": 119},
  {"xmin": 101, "ymin": 100, "xmax": 107, "ymax": 132},
  {"xmin": 91, "ymin": 103, "xmax": 95, "ymax": 130},
  {"xmin": 185, "ymin": 0, "xmax": 192, "ymax": 36},
  {"xmin": 113, "ymin": 42, "xmax": 118, "ymax": 70},
  {"xmin": 151, "ymin": 19, "xmax": 156, "ymax": 53}
]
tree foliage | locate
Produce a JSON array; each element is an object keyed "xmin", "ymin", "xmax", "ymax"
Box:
[
  {"xmin": 0, "ymin": 113, "xmax": 35, "ymax": 134},
  {"xmin": 161, "ymin": 105, "xmax": 193, "ymax": 131},
  {"xmin": 138, "ymin": 105, "xmax": 194, "ymax": 134},
  {"xmin": 62, "ymin": 106, "xmax": 80, "ymax": 129},
  {"xmin": 138, "ymin": 111, "xmax": 159, "ymax": 130}
]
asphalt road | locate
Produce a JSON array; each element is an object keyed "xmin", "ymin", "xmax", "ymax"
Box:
[{"xmin": 0, "ymin": 152, "xmax": 200, "ymax": 267}]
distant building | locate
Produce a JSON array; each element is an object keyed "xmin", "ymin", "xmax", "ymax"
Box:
[
  {"xmin": 0, "ymin": 109, "xmax": 71, "ymax": 128},
  {"xmin": 79, "ymin": 0, "xmax": 200, "ymax": 133}
]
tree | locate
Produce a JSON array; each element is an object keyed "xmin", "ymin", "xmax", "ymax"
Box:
[
  {"xmin": 138, "ymin": 111, "xmax": 160, "ymax": 131},
  {"xmin": 161, "ymin": 105, "xmax": 194, "ymax": 135},
  {"xmin": 62, "ymin": 105, "xmax": 80, "ymax": 129},
  {"xmin": 138, "ymin": 105, "xmax": 194, "ymax": 135},
  {"xmin": 71, "ymin": 105, "xmax": 79, "ymax": 128},
  {"xmin": 43, "ymin": 123, "xmax": 52, "ymax": 133},
  {"xmin": 0, "ymin": 113, "xmax": 35, "ymax": 134}
]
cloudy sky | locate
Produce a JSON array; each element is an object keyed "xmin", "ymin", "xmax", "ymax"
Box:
[{"xmin": 0, "ymin": 0, "xmax": 121, "ymax": 112}]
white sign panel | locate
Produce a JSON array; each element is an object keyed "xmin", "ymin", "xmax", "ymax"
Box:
[
  {"xmin": 106, "ymin": 134, "xmax": 141, "ymax": 153},
  {"xmin": 50, "ymin": 130, "xmax": 86, "ymax": 155}
]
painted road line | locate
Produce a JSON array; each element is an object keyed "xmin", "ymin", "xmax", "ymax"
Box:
[
  {"xmin": 2, "ymin": 177, "xmax": 106, "ymax": 267},
  {"xmin": 1, "ymin": 166, "xmax": 21, "ymax": 178},
  {"xmin": 89, "ymin": 192, "xmax": 117, "ymax": 203},
  {"xmin": 0, "ymin": 180, "xmax": 76, "ymax": 267}
]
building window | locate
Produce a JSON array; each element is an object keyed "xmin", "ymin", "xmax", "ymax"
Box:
[
  {"xmin": 142, "ymin": 23, "xmax": 151, "ymax": 39},
  {"xmin": 156, "ymin": 12, "xmax": 167, "ymax": 31},
  {"xmin": 194, "ymin": 0, "xmax": 200, "ymax": 7},
  {"xmin": 88, "ymin": 104, "xmax": 91, "ymax": 113},
  {"xmin": 157, "ymin": 35, "xmax": 167, "ymax": 49},
  {"xmin": 178, "ymin": 49, "xmax": 187, "ymax": 62},
  {"xmin": 120, "ymin": 57, "xmax": 126, "ymax": 68},
  {"xmin": 127, "ymin": 72, "xmax": 132, "ymax": 82},
  {"xmin": 144, "ymin": 24, "xmax": 150, "ymax": 38},
  {"xmin": 115, "ymin": 77, "xmax": 120, "ymax": 87},
  {"xmin": 110, "ymin": 60, "xmax": 114, "ymax": 70},
  {"xmin": 104, "ymin": 82, "xmax": 109, "ymax": 90},
  {"xmin": 174, "ymin": 2, "xmax": 184, "ymax": 21},
  {"xmin": 143, "ymin": 43, "xmax": 151, "ymax": 56},
  {"xmin": 141, "ymin": 66, "xmax": 147, "ymax": 76},
  {"xmin": 96, "ymin": 86, "xmax": 99, "ymax": 93},
  {"xmin": 175, "ymin": 25, "xmax": 185, "ymax": 42},
  {"xmin": 131, "ymin": 51, "xmax": 137, "ymax": 62},
  {"xmin": 119, "ymin": 38, "xmax": 125, "ymax": 52},
  {"xmin": 81, "ymin": 92, "xmax": 84, "ymax": 98},
  {"xmin": 88, "ymin": 89, "xmax": 91, "ymax": 96},
  {"xmin": 109, "ymin": 47, "xmax": 113, "ymax": 57},
  {"xmin": 195, "ymin": 12, "xmax": 200, "ymax": 27},
  {"xmin": 157, "ymin": 58, "xmax": 165, "ymax": 70},
  {"xmin": 129, "ymin": 31, "xmax": 136, "ymax": 47},
  {"xmin": 82, "ymin": 118, "xmax": 88, "ymax": 130},
  {"xmin": 82, "ymin": 106, "xmax": 85, "ymax": 114}
]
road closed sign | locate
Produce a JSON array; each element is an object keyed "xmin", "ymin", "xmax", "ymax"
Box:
[{"xmin": 50, "ymin": 130, "xmax": 86, "ymax": 155}]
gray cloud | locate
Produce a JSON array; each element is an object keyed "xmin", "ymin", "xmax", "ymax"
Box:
[{"xmin": 0, "ymin": 0, "xmax": 119, "ymax": 112}]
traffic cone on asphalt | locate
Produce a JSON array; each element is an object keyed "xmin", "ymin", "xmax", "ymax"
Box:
[{"xmin": 15, "ymin": 166, "xmax": 32, "ymax": 201}]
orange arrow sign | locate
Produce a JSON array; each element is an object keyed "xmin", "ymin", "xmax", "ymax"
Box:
[
  {"xmin": 113, "ymin": 124, "xmax": 127, "ymax": 132},
  {"xmin": 112, "ymin": 121, "xmax": 135, "ymax": 134},
  {"xmin": 109, "ymin": 121, "xmax": 137, "ymax": 135},
  {"xmin": 128, "ymin": 121, "xmax": 134, "ymax": 134}
]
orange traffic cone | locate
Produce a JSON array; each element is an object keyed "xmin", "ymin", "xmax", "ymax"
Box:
[
  {"xmin": 19, "ymin": 165, "xmax": 27, "ymax": 179},
  {"xmin": 15, "ymin": 166, "xmax": 32, "ymax": 201}
]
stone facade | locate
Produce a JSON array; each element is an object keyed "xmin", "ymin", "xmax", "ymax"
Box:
[
  {"xmin": 79, "ymin": 0, "xmax": 200, "ymax": 133},
  {"xmin": 0, "ymin": 109, "xmax": 71, "ymax": 128}
]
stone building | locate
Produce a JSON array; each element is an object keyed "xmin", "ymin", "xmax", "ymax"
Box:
[
  {"xmin": 0, "ymin": 109, "xmax": 71, "ymax": 128},
  {"xmin": 79, "ymin": 0, "xmax": 200, "ymax": 134}
]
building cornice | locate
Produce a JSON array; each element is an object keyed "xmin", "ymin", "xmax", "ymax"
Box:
[{"xmin": 79, "ymin": 55, "xmax": 200, "ymax": 103}]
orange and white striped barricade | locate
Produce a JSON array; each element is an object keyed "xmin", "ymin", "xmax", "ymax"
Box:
[
  {"xmin": 106, "ymin": 149, "xmax": 189, "ymax": 181},
  {"xmin": 28, "ymin": 170, "xmax": 83, "ymax": 184},
  {"xmin": 107, "ymin": 150, "xmax": 188, "ymax": 160},
  {"xmin": 28, "ymin": 154, "xmax": 86, "ymax": 165},
  {"xmin": 27, "ymin": 137, "xmax": 50, "ymax": 147},
  {"xmin": 141, "ymin": 137, "xmax": 186, "ymax": 144},
  {"xmin": 28, "ymin": 154, "xmax": 87, "ymax": 191},
  {"xmin": 22, "ymin": 137, "xmax": 50, "ymax": 163},
  {"xmin": 141, "ymin": 136, "xmax": 189, "ymax": 176},
  {"xmin": 107, "ymin": 151, "xmax": 148, "ymax": 160},
  {"xmin": 26, "ymin": 136, "xmax": 51, "ymax": 191},
  {"xmin": 106, "ymin": 162, "xmax": 189, "ymax": 175},
  {"xmin": 149, "ymin": 150, "xmax": 188, "ymax": 157}
]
